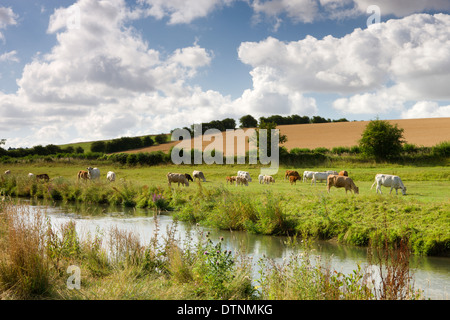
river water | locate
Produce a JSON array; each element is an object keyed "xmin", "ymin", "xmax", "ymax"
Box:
[{"xmin": 22, "ymin": 200, "xmax": 449, "ymax": 300}]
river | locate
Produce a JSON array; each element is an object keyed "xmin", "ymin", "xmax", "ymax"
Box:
[{"xmin": 22, "ymin": 199, "xmax": 450, "ymax": 300}]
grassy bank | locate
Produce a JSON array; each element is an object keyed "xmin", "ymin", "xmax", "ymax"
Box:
[
  {"xmin": 0, "ymin": 202, "xmax": 424, "ymax": 300},
  {"xmin": 0, "ymin": 162, "xmax": 449, "ymax": 256}
]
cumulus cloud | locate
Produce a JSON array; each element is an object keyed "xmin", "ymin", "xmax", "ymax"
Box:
[
  {"xmin": 249, "ymin": 0, "xmax": 450, "ymax": 25},
  {"xmin": 238, "ymin": 13, "xmax": 450, "ymax": 115},
  {"xmin": 401, "ymin": 101, "xmax": 450, "ymax": 119}
]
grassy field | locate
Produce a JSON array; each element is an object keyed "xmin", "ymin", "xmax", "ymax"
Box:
[{"xmin": 1, "ymin": 161, "xmax": 449, "ymax": 256}]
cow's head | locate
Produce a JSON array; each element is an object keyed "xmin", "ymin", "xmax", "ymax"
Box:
[{"xmin": 402, "ymin": 187, "xmax": 407, "ymax": 195}]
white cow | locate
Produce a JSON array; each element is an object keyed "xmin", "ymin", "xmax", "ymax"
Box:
[
  {"xmin": 4, "ymin": 170, "xmax": 11, "ymax": 175},
  {"xmin": 302, "ymin": 171, "xmax": 314, "ymax": 182},
  {"xmin": 371, "ymin": 174, "xmax": 407, "ymax": 195},
  {"xmin": 192, "ymin": 170, "xmax": 206, "ymax": 182},
  {"xmin": 258, "ymin": 174, "xmax": 264, "ymax": 184},
  {"xmin": 28, "ymin": 173, "xmax": 35, "ymax": 178},
  {"xmin": 87, "ymin": 167, "xmax": 100, "ymax": 180},
  {"xmin": 237, "ymin": 171, "xmax": 252, "ymax": 182},
  {"xmin": 311, "ymin": 171, "xmax": 338, "ymax": 185},
  {"xmin": 107, "ymin": 171, "xmax": 116, "ymax": 182}
]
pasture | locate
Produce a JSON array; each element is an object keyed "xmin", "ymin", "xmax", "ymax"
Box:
[{"xmin": 1, "ymin": 161, "xmax": 449, "ymax": 256}]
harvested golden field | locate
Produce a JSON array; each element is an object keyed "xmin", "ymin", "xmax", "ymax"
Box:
[{"xmin": 121, "ymin": 117, "xmax": 450, "ymax": 154}]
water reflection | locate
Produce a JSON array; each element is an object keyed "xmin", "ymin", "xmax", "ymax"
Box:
[{"xmin": 20, "ymin": 199, "xmax": 450, "ymax": 300}]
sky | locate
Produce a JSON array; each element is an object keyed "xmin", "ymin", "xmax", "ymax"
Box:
[{"xmin": 1, "ymin": 0, "xmax": 450, "ymax": 149}]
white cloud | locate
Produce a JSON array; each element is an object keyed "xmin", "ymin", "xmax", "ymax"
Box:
[
  {"xmin": 0, "ymin": 50, "xmax": 19, "ymax": 62},
  {"xmin": 401, "ymin": 101, "xmax": 450, "ymax": 119},
  {"xmin": 238, "ymin": 13, "xmax": 450, "ymax": 115},
  {"xmin": 0, "ymin": 6, "xmax": 17, "ymax": 41},
  {"xmin": 139, "ymin": 0, "xmax": 234, "ymax": 24}
]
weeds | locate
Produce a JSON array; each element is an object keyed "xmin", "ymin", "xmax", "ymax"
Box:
[{"xmin": 0, "ymin": 200, "xmax": 426, "ymax": 300}]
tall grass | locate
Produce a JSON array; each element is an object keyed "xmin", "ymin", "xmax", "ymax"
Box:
[{"xmin": 0, "ymin": 200, "xmax": 425, "ymax": 299}]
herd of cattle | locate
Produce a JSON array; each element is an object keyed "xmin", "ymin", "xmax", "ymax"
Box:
[
  {"xmin": 3, "ymin": 167, "xmax": 407, "ymax": 195},
  {"xmin": 165, "ymin": 169, "xmax": 407, "ymax": 195}
]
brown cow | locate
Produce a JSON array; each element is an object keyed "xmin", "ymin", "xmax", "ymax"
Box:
[
  {"xmin": 36, "ymin": 173, "xmax": 50, "ymax": 182},
  {"xmin": 285, "ymin": 170, "xmax": 300, "ymax": 180},
  {"xmin": 327, "ymin": 175, "xmax": 359, "ymax": 194},
  {"xmin": 339, "ymin": 170, "xmax": 348, "ymax": 176},
  {"xmin": 289, "ymin": 175, "xmax": 300, "ymax": 185},
  {"xmin": 226, "ymin": 176, "xmax": 237, "ymax": 184},
  {"xmin": 77, "ymin": 170, "xmax": 89, "ymax": 181}
]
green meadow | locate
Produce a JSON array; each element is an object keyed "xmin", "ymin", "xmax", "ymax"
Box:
[{"xmin": 1, "ymin": 161, "xmax": 449, "ymax": 256}]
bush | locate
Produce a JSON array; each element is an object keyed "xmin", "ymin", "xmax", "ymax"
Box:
[
  {"xmin": 359, "ymin": 119, "xmax": 405, "ymax": 161},
  {"xmin": 431, "ymin": 141, "xmax": 450, "ymax": 158}
]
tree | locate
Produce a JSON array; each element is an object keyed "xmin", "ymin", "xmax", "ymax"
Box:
[
  {"xmin": 155, "ymin": 134, "xmax": 168, "ymax": 144},
  {"xmin": 359, "ymin": 119, "xmax": 405, "ymax": 161},
  {"xmin": 91, "ymin": 141, "xmax": 106, "ymax": 153},
  {"xmin": 239, "ymin": 115, "xmax": 258, "ymax": 128}
]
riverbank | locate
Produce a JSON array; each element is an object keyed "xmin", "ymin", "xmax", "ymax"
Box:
[
  {"xmin": 1, "ymin": 163, "xmax": 449, "ymax": 256},
  {"xmin": 0, "ymin": 201, "xmax": 426, "ymax": 300}
]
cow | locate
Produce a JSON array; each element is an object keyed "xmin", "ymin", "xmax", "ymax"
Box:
[
  {"xmin": 339, "ymin": 170, "xmax": 348, "ymax": 177},
  {"xmin": 258, "ymin": 174, "xmax": 264, "ymax": 184},
  {"xmin": 77, "ymin": 170, "xmax": 89, "ymax": 181},
  {"xmin": 4, "ymin": 170, "xmax": 11, "ymax": 175},
  {"xmin": 192, "ymin": 170, "xmax": 206, "ymax": 182},
  {"xmin": 167, "ymin": 173, "xmax": 189, "ymax": 187},
  {"xmin": 28, "ymin": 173, "xmax": 35, "ymax": 178},
  {"xmin": 226, "ymin": 176, "xmax": 237, "ymax": 184},
  {"xmin": 371, "ymin": 174, "xmax": 407, "ymax": 195},
  {"xmin": 185, "ymin": 173, "xmax": 193, "ymax": 182},
  {"xmin": 302, "ymin": 171, "xmax": 314, "ymax": 182},
  {"xmin": 87, "ymin": 167, "xmax": 100, "ymax": 180},
  {"xmin": 289, "ymin": 175, "xmax": 300, "ymax": 185},
  {"xmin": 36, "ymin": 174, "xmax": 50, "ymax": 182},
  {"xmin": 263, "ymin": 175, "xmax": 275, "ymax": 184},
  {"xmin": 327, "ymin": 175, "xmax": 359, "ymax": 194},
  {"xmin": 107, "ymin": 171, "xmax": 116, "ymax": 182},
  {"xmin": 236, "ymin": 176, "xmax": 249, "ymax": 186},
  {"xmin": 285, "ymin": 170, "xmax": 300, "ymax": 180},
  {"xmin": 237, "ymin": 171, "xmax": 252, "ymax": 182},
  {"xmin": 311, "ymin": 170, "xmax": 339, "ymax": 185}
]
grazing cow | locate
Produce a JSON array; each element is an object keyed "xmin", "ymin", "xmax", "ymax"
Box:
[
  {"xmin": 258, "ymin": 174, "xmax": 264, "ymax": 184},
  {"xmin": 192, "ymin": 170, "xmax": 206, "ymax": 182},
  {"xmin": 236, "ymin": 176, "xmax": 249, "ymax": 186},
  {"xmin": 185, "ymin": 173, "xmax": 193, "ymax": 182},
  {"xmin": 226, "ymin": 176, "xmax": 237, "ymax": 184},
  {"xmin": 263, "ymin": 175, "xmax": 275, "ymax": 184},
  {"xmin": 237, "ymin": 171, "xmax": 252, "ymax": 182},
  {"xmin": 167, "ymin": 173, "xmax": 189, "ymax": 187},
  {"xmin": 28, "ymin": 173, "xmax": 35, "ymax": 178},
  {"xmin": 327, "ymin": 175, "xmax": 359, "ymax": 194},
  {"xmin": 371, "ymin": 174, "xmax": 407, "ymax": 195},
  {"xmin": 311, "ymin": 172, "xmax": 330, "ymax": 185},
  {"xmin": 87, "ymin": 167, "xmax": 100, "ymax": 180},
  {"xmin": 4, "ymin": 170, "xmax": 11, "ymax": 175},
  {"xmin": 77, "ymin": 170, "xmax": 89, "ymax": 181},
  {"xmin": 339, "ymin": 170, "xmax": 348, "ymax": 177},
  {"xmin": 302, "ymin": 171, "xmax": 314, "ymax": 182},
  {"xmin": 36, "ymin": 174, "xmax": 50, "ymax": 182},
  {"xmin": 285, "ymin": 170, "xmax": 300, "ymax": 180},
  {"xmin": 107, "ymin": 171, "xmax": 116, "ymax": 182},
  {"xmin": 289, "ymin": 175, "xmax": 300, "ymax": 185}
]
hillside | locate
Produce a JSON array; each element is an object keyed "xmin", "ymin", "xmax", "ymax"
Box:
[{"xmin": 118, "ymin": 117, "xmax": 450, "ymax": 154}]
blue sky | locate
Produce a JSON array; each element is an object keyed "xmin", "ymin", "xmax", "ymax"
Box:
[{"xmin": 1, "ymin": 0, "xmax": 450, "ymax": 148}]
